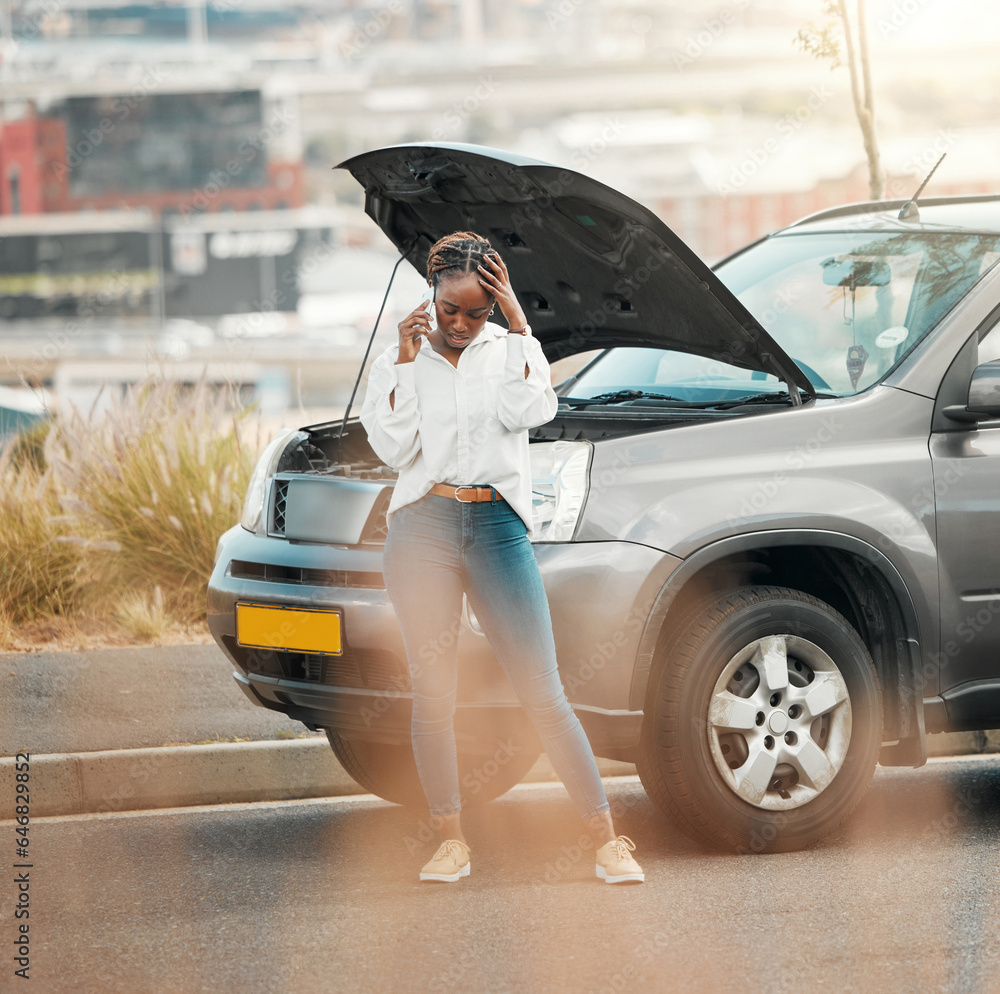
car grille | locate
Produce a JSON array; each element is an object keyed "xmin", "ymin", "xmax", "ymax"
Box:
[
  {"xmin": 225, "ymin": 636, "xmax": 409, "ymax": 691},
  {"xmin": 229, "ymin": 560, "xmax": 384, "ymax": 588},
  {"xmin": 271, "ymin": 478, "xmax": 289, "ymax": 534},
  {"xmin": 268, "ymin": 478, "xmax": 391, "ymax": 545},
  {"xmin": 361, "ymin": 486, "xmax": 392, "ymax": 544}
]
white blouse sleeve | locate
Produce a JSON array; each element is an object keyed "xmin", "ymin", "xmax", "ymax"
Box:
[
  {"xmin": 360, "ymin": 348, "xmax": 422, "ymax": 469},
  {"xmin": 496, "ymin": 333, "xmax": 558, "ymax": 432}
]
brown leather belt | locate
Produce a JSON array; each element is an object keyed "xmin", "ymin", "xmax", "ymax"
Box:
[{"xmin": 429, "ymin": 483, "xmax": 504, "ymax": 503}]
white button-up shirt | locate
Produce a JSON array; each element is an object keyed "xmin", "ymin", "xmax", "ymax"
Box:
[{"xmin": 360, "ymin": 323, "xmax": 558, "ymax": 534}]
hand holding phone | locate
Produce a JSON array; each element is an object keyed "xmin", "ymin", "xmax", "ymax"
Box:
[
  {"xmin": 396, "ymin": 286, "xmax": 436, "ymax": 364},
  {"xmin": 418, "ymin": 285, "xmax": 437, "ymax": 331}
]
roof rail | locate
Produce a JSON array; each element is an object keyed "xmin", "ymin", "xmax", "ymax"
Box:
[{"xmin": 784, "ymin": 192, "xmax": 1000, "ymax": 230}]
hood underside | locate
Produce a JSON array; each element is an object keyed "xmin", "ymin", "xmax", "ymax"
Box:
[{"xmin": 338, "ymin": 142, "xmax": 811, "ymax": 396}]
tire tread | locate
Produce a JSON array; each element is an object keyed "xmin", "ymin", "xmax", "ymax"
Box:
[{"xmin": 637, "ymin": 585, "xmax": 882, "ymax": 852}]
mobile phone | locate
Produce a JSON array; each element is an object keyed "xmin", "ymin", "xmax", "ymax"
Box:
[{"xmin": 418, "ymin": 286, "xmax": 437, "ymax": 331}]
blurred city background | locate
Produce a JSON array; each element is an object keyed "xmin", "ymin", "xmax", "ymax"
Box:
[{"xmin": 1, "ymin": 0, "xmax": 999, "ymax": 434}]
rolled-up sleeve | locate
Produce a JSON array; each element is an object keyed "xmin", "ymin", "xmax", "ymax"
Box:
[
  {"xmin": 360, "ymin": 350, "xmax": 422, "ymax": 469},
  {"xmin": 496, "ymin": 333, "xmax": 558, "ymax": 432}
]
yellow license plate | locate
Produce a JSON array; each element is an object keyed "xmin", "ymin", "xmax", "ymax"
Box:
[{"xmin": 236, "ymin": 603, "xmax": 342, "ymax": 655}]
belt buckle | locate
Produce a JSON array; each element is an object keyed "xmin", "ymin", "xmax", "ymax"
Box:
[{"xmin": 454, "ymin": 485, "xmax": 477, "ymax": 503}]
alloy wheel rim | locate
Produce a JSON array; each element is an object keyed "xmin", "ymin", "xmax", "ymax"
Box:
[{"xmin": 706, "ymin": 635, "xmax": 853, "ymax": 811}]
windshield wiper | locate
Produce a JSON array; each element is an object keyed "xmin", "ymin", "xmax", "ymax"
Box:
[
  {"xmin": 712, "ymin": 389, "xmax": 838, "ymax": 409},
  {"xmin": 710, "ymin": 392, "xmax": 794, "ymax": 409},
  {"xmin": 560, "ymin": 389, "xmax": 685, "ymax": 407},
  {"xmin": 560, "ymin": 387, "xmax": 836, "ymax": 411}
]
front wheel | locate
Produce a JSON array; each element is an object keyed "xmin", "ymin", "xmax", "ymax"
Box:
[
  {"xmin": 637, "ymin": 585, "xmax": 882, "ymax": 852},
  {"xmin": 326, "ymin": 729, "xmax": 541, "ymax": 808}
]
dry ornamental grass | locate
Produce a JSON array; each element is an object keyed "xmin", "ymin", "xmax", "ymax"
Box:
[
  {"xmin": 0, "ymin": 378, "xmax": 263, "ymax": 648},
  {"xmin": 0, "ymin": 445, "xmax": 82, "ymax": 622}
]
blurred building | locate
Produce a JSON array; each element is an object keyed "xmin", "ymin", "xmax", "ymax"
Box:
[
  {"xmin": 0, "ymin": 88, "xmax": 304, "ymax": 216},
  {"xmin": 1, "ymin": 0, "xmax": 996, "ymax": 415},
  {"xmin": 0, "ymin": 206, "xmax": 338, "ymax": 321}
]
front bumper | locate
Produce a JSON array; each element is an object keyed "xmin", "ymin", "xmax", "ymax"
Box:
[{"xmin": 207, "ymin": 524, "xmax": 674, "ymax": 756}]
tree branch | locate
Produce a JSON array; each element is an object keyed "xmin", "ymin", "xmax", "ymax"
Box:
[
  {"xmin": 837, "ymin": 0, "xmax": 883, "ymax": 198},
  {"xmin": 855, "ymin": 0, "xmax": 883, "ymax": 197}
]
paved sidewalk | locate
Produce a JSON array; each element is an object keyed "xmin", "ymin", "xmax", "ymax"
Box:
[{"xmin": 1, "ymin": 644, "xmax": 309, "ymax": 754}]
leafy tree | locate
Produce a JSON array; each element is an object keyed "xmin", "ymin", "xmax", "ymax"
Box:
[{"xmin": 797, "ymin": 0, "xmax": 884, "ymax": 199}]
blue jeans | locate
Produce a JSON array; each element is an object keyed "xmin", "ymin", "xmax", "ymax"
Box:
[{"xmin": 382, "ymin": 492, "xmax": 611, "ymax": 821}]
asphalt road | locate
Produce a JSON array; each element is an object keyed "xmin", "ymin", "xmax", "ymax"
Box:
[{"xmin": 7, "ymin": 756, "xmax": 1000, "ymax": 994}]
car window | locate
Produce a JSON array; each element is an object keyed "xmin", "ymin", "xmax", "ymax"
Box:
[
  {"xmin": 563, "ymin": 346, "xmax": 780, "ymax": 405},
  {"xmin": 980, "ymin": 251, "xmax": 1000, "ymax": 277},
  {"xmin": 561, "ymin": 232, "xmax": 1000, "ymax": 406},
  {"xmin": 717, "ymin": 231, "xmax": 1000, "ymax": 396},
  {"xmin": 550, "ymin": 349, "xmax": 603, "ymax": 388},
  {"xmin": 977, "ymin": 254, "xmax": 1000, "ymax": 364},
  {"xmin": 979, "ymin": 320, "xmax": 1000, "ymax": 365}
]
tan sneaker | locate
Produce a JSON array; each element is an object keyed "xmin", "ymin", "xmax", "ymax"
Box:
[
  {"xmin": 419, "ymin": 840, "xmax": 471, "ymax": 883},
  {"xmin": 595, "ymin": 835, "xmax": 644, "ymax": 884}
]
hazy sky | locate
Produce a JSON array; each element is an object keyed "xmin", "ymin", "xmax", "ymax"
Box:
[{"xmin": 796, "ymin": 0, "xmax": 1000, "ymax": 49}]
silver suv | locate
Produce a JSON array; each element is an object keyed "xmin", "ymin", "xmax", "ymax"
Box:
[{"xmin": 207, "ymin": 143, "xmax": 1000, "ymax": 852}]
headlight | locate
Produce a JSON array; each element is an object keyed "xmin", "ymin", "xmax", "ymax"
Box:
[
  {"xmin": 240, "ymin": 428, "xmax": 302, "ymax": 533},
  {"xmin": 529, "ymin": 440, "xmax": 591, "ymax": 542}
]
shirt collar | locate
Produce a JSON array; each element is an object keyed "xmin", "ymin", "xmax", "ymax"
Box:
[{"xmin": 469, "ymin": 321, "xmax": 508, "ymax": 346}]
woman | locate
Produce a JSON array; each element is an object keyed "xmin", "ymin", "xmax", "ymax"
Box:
[{"xmin": 361, "ymin": 231, "xmax": 644, "ymax": 884}]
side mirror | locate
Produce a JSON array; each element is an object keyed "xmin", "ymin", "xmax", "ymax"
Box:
[
  {"xmin": 969, "ymin": 360, "xmax": 1000, "ymax": 416},
  {"xmin": 944, "ymin": 360, "xmax": 1000, "ymax": 424}
]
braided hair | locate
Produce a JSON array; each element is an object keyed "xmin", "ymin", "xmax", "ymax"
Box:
[{"xmin": 426, "ymin": 231, "xmax": 496, "ymax": 288}]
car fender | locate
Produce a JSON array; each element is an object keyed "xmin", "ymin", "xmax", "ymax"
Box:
[
  {"xmin": 615, "ymin": 474, "xmax": 938, "ymax": 654},
  {"xmin": 628, "ymin": 529, "xmax": 929, "ymax": 766}
]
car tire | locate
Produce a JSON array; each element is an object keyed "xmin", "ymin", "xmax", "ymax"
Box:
[
  {"xmin": 637, "ymin": 585, "xmax": 882, "ymax": 853},
  {"xmin": 325, "ymin": 729, "xmax": 542, "ymax": 808}
]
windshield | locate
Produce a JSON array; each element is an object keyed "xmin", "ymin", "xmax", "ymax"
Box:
[{"xmin": 562, "ymin": 230, "xmax": 1000, "ymax": 404}]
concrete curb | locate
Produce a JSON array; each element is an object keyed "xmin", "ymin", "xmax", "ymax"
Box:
[
  {"xmin": 0, "ymin": 738, "xmax": 638, "ymax": 820},
  {"xmin": 3, "ymin": 730, "xmax": 998, "ymax": 821},
  {"xmin": 0, "ymin": 739, "xmax": 360, "ymax": 819}
]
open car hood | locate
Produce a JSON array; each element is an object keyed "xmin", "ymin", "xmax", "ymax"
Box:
[{"xmin": 338, "ymin": 142, "xmax": 811, "ymax": 398}]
